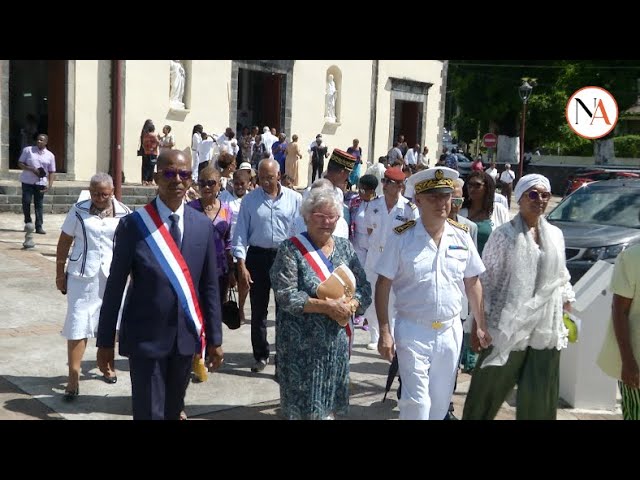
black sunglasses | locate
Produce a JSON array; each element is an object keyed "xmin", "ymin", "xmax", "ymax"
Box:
[
  {"xmin": 527, "ymin": 190, "xmax": 551, "ymax": 201},
  {"xmin": 198, "ymin": 179, "xmax": 217, "ymax": 188},
  {"xmin": 159, "ymin": 168, "xmax": 192, "ymax": 181}
]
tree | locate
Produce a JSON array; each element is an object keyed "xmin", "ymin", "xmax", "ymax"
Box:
[{"xmin": 448, "ymin": 60, "xmax": 640, "ymax": 153}]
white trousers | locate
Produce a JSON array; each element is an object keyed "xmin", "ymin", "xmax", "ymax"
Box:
[
  {"xmin": 365, "ymin": 270, "xmax": 395, "ymax": 344},
  {"xmin": 395, "ymin": 315, "xmax": 462, "ymax": 420}
]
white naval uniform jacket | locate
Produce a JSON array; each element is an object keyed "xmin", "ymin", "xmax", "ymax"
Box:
[
  {"xmin": 364, "ymin": 195, "xmax": 418, "ymax": 273},
  {"xmin": 374, "ymin": 219, "xmax": 485, "ymax": 323},
  {"xmin": 62, "ymin": 199, "xmax": 131, "ymax": 278}
]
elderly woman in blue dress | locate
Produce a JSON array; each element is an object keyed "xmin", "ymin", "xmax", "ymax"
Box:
[
  {"xmin": 55, "ymin": 173, "xmax": 131, "ymax": 401},
  {"xmin": 269, "ymin": 188, "xmax": 371, "ymax": 420}
]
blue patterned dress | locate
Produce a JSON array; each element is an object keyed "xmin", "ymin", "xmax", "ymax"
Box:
[{"xmin": 270, "ymin": 236, "xmax": 372, "ymax": 419}]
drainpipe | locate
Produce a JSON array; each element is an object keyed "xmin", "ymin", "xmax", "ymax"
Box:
[
  {"xmin": 111, "ymin": 60, "xmax": 123, "ymax": 201},
  {"xmin": 367, "ymin": 60, "xmax": 379, "ymax": 166}
]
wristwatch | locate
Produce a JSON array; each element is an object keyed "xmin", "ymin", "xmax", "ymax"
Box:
[{"xmin": 349, "ymin": 299, "xmax": 359, "ymax": 315}]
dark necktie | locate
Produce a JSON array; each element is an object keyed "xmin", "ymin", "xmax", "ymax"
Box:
[{"xmin": 169, "ymin": 213, "xmax": 181, "ymax": 250}]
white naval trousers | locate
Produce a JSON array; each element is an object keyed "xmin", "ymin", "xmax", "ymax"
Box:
[
  {"xmin": 395, "ymin": 315, "xmax": 462, "ymax": 420},
  {"xmin": 364, "ymin": 270, "xmax": 395, "ymax": 343}
]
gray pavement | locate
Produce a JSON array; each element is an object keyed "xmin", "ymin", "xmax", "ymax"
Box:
[{"xmin": 0, "ymin": 205, "xmax": 622, "ymax": 420}]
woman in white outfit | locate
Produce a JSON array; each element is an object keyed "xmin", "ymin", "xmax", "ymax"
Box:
[
  {"xmin": 191, "ymin": 124, "xmax": 203, "ymax": 181},
  {"xmin": 55, "ymin": 173, "xmax": 131, "ymax": 401}
]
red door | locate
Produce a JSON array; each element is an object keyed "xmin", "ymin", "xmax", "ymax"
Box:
[
  {"xmin": 47, "ymin": 60, "xmax": 66, "ymax": 172},
  {"xmin": 401, "ymin": 101, "xmax": 419, "ymax": 147},
  {"xmin": 262, "ymin": 73, "xmax": 282, "ymax": 134}
]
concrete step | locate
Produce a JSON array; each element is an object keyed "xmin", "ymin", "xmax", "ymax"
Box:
[{"xmin": 0, "ymin": 180, "xmax": 156, "ymax": 214}]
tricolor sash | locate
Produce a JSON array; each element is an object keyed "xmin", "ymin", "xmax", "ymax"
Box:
[
  {"xmin": 132, "ymin": 202, "xmax": 206, "ymax": 357},
  {"xmin": 290, "ymin": 232, "xmax": 334, "ymax": 281},
  {"xmin": 290, "ymin": 232, "xmax": 354, "ymax": 354}
]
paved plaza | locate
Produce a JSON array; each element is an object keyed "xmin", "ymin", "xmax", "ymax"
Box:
[{"xmin": 0, "ymin": 204, "xmax": 622, "ymax": 420}]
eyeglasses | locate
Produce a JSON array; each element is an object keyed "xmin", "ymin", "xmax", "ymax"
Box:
[
  {"xmin": 467, "ymin": 182, "xmax": 485, "ymax": 189},
  {"xmin": 90, "ymin": 191, "xmax": 112, "ymax": 199},
  {"xmin": 311, "ymin": 212, "xmax": 339, "ymax": 223},
  {"xmin": 527, "ymin": 190, "xmax": 552, "ymax": 201},
  {"xmin": 382, "ymin": 178, "xmax": 402, "ymax": 185},
  {"xmin": 451, "ymin": 197, "xmax": 464, "ymax": 207},
  {"xmin": 159, "ymin": 168, "xmax": 192, "ymax": 181},
  {"xmin": 198, "ymin": 179, "xmax": 217, "ymax": 188}
]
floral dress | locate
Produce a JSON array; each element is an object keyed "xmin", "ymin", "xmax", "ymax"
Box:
[{"xmin": 269, "ymin": 236, "xmax": 372, "ymax": 419}]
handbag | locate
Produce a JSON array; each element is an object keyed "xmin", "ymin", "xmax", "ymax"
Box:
[{"xmin": 222, "ymin": 287, "xmax": 241, "ymax": 330}]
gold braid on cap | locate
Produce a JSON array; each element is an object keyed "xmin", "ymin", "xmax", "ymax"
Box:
[
  {"xmin": 329, "ymin": 150, "xmax": 356, "ymax": 170},
  {"xmin": 414, "ymin": 177, "xmax": 454, "ymax": 194}
]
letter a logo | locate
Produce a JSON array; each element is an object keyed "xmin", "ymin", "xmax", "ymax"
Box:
[{"xmin": 566, "ymin": 86, "xmax": 618, "ymax": 139}]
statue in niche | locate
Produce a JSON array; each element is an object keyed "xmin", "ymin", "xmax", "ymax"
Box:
[
  {"xmin": 170, "ymin": 60, "xmax": 186, "ymax": 108},
  {"xmin": 325, "ymin": 74, "xmax": 337, "ymax": 122}
]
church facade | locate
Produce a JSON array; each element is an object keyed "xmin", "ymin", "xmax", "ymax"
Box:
[{"xmin": 0, "ymin": 60, "xmax": 447, "ymax": 187}]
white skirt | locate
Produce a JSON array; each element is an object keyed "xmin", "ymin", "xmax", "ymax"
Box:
[{"xmin": 61, "ymin": 270, "xmax": 107, "ymax": 340}]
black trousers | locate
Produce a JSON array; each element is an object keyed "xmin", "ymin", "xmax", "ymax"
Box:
[
  {"xmin": 245, "ymin": 246, "xmax": 279, "ymax": 362},
  {"xmin": 311, "ymin": 158, "xmax": 324, "ymax": 183},
  {"xmin": 128, "ymin": 345, "xmax": 193, "ymax": 420},
  {"xmin": 141, "ymin": 154, "xmax": 157, "ymax": 182},
  {"xmin": 21, "ymin": 182, "xmax": 45, "ymax": 229}
]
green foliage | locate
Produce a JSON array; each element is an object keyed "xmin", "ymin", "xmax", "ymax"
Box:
[
  {"xmin": 448, "ymin": 60, "xmax": 640, "ymax": 151},
  {"xmin": 613, "ymin": 135, "xmax": 640, "ymax": 158}
]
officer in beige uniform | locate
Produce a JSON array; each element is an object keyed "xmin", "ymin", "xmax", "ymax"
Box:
[
  {"xmin": 363, "ymin": 167, "xmax": 418, "ymax": 349},
  {"xmin": 374, "ymin": 167, "xmax": 489, "ymax": 420}
]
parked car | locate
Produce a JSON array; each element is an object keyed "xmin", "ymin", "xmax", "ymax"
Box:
[
  {"xmin": 564, "ymin": 168, "xmax": 640, "ymax": 196},
  {"xmin": 547, "ymin": 178, "xmax": 640, "ymax": 284}
]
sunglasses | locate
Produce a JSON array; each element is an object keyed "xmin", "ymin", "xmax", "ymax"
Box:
[
  {"xmin": 527, "ymin": 190, "xmax": 552, "ymax": 201},
  {"xmin": 467, "ymin": 182, "xmax": 485, "ymax": 189},
  {"xmin": 198, "ymin": 179, "xmax": 217, "ymax": 188},
  {"xmin": 159, "ymin": 168, "xmax": 192, "ymax": 181},
  {"xmin": 451, "ymin": 197, "xmax": 464, "ymax": 207}
]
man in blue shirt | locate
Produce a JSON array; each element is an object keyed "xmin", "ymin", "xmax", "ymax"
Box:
[{"xmin": 232, "ymin": 158, "xmax": 302, "ymax": 372}]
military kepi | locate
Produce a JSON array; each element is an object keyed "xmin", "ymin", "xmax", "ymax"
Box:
[
  {"xmin": 409, "ymin": 166, "xmax": 459, "ymax": 195},
  {"xmin": 329, "ymin": 149, "xmax": 357, "ymax": 171}
]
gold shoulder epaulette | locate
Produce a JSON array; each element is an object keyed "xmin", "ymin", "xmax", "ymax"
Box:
[
  {"xmin": 447, "ymin": 218, "xmax": 469, "ymax": 233},
  {"xmin": 394, "ymin": 220, "xmax": 416, "ymax": 235}
]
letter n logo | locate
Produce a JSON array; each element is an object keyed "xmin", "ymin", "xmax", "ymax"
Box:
[{"xmin": 566, "ymin": 87, "xmax": 618, "ymax": 139}]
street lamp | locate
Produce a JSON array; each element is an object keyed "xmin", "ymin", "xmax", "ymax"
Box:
[{"xmin": 518, "ymin": 80, "xmax": 533, "ymax": 179}]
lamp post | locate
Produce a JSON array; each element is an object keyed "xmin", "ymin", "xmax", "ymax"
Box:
[{"xmin": 518, "ymin": 80, "xmax": 533, "ymax": 179}]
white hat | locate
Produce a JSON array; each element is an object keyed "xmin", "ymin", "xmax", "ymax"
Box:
[
  {"xmin": 238, "ymin": 162, "xmax": 252, "ymax": 170},
  {"xmin": 405, "ymin": 166, "xmax": 459, "ymax": 198}
]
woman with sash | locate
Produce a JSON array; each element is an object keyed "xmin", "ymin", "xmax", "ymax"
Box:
[
  {"xmin": 463, "ymin": 174, "xmax": 575, "ymax": 420},
  {"xmin": 270, "ymin": 188, "xmax": 371, "ymax": 420}
]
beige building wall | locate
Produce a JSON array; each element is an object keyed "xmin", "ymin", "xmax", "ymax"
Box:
[
  {"xmin": 73, "ymin": 60, "xmax": 111, "ymax": 182},
  {"xmin": 290, "ymin": 60, "xmax": 373, "ymax": 188},
  {"xmin": 375, "ymin": 60, "xmax": 444, "ymax": 167},
  {"xmin": 121, "ymin": 60, "xmax": 231, "ymax": 183},
  {"xmin": 68, "ymin": 60, "xmax": 444, "ymax": 183}
]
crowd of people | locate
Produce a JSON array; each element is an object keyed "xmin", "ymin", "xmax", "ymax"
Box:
[{"xmin": 46, "ymin": 122, "xmax": 640, "ymax": 421}]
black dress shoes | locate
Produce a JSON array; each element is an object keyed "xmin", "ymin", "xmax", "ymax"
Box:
[{"xmin": 102, "ymin": 375, "xmax": 117, "ymax": 384}]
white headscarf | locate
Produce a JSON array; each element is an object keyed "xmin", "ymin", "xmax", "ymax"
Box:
[{"xmin": 514, "ymin": 173, "xmax": 551, "ymax": 203}]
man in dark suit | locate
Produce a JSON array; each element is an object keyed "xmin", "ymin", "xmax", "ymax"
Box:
[{"xmin": 97, "ymin": 149, "xmax": 224, "ymax": 420}]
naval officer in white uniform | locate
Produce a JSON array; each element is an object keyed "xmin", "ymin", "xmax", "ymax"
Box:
[
  {"xmin": 363, "ymin": 167, "xmax": 418, "ymax": 349},
  {"xmin": 374, "ymin": 167, "xmax": 490, "ymax": 420}
]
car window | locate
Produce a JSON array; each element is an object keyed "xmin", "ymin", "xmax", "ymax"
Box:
[{"xmin": 548, "ymin": 188, "xmax": 640, "ymax": 229}]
